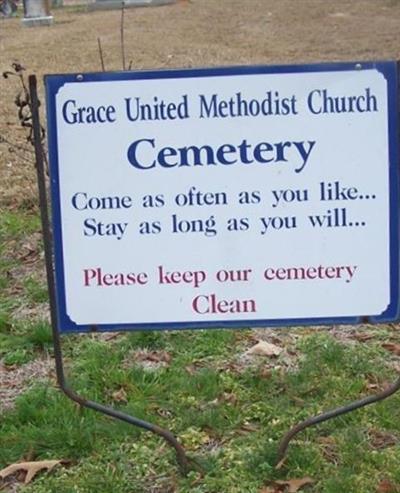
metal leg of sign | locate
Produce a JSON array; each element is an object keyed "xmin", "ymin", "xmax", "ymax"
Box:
[
  {"xmin": 276, "ymin": 374, "xmax": 400, "ymax": 466},
  {"xmin": 29, "ymin": 75, "xmax": 191, "ymax": 475}
]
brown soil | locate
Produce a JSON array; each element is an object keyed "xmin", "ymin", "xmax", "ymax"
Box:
[
  {"xmin": 1, "ymin": 1, "xmax": 400, "ymax": 370},
  {"xmin": 1, "ymin": 0, "xmax": 400, "ymax": 207},
  {"xmin": 1, "ymin": 0, "xmax": 400, "ymax": 321},
  {"xmin": 0, "ymin": 357, "xmax": 55, "ymax": 412}
]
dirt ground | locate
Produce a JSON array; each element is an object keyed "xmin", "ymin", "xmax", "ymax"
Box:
[{"xmin": 1, "ymin": 0, "xmax": 400, "ymax": 207}]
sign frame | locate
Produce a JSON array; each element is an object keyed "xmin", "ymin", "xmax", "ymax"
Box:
[{"xmin": 45, "ymin": 60, "xmax": 400, "ymax": 334}]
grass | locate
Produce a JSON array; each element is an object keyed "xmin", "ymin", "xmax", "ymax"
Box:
[
  {"xmin": 1, "ymin": 139, "xmax": 400, "ymax": 493},
  {"xmin": 0, "ymin": 210, "xmax": 41, "ymax": 239},
  {"xmin": 3, "ymin": 1, "xmax": 400, "ymax": 488},
  {"xmin": 1, "ymin": 322, "xmax": 400, "ymax": 492},
  {"xmin": 1, "ymin": 32, "xmax": 400, "ymax": 492},
  {"xmin": 0, "ymin": 320, "xmax": 53, "ymax": 365},
  {"xmin": 1, "ymin": 206, "xmax": 399, "ymax": 490}
]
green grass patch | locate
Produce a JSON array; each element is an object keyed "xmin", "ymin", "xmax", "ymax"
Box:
[
  {"xmin": 0, "ymin": 320, "xmax": 53, "ymax": 366},
  {"xmin": 0, "ymin": 210, "xmax": 41, "ymax": 240},
  {"xmin": 0, "ymin": 209, "xmax": 44, "ymax": 326},
  {"xmin": 0, "ymin": 329, "xmax": 399, "ymax": 492},
  {"xmin": 23, "ymin": 276, "xmax": 49, "ymax": 304},
  {"xmin": 0, "ymin": 205, "xmax": 398, "ymax": 490}
]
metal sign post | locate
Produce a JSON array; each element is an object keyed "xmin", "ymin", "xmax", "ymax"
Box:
[
  {"xmin": 30, "ymin": 60, "xmax": 400, "ymax": 470},
  {"xmin": 277, "ymin": 373, "xmax": 400, "ymax": 464}
]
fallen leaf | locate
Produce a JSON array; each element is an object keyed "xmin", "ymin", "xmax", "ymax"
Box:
[
  {"xmin": 185, "ymin": 364, "xmax": 197, "ymax": 375},
  {"xmin": 368, "ymin": 429, "xmax": 398, "ymax": 450},
  {"xmin": 112, "ymin": 387, "xmax": 128, "ymax": 403},
  {"xmin": 0, "ymin": 460, "xmax": 66, "ymax": 484},
  {"xmin": 145, "ymin": 351, "xmax": 171, "ymax": 364},
  {"xmin": 126, "ymin": 349, "xmax": 172, "ymax": 370},
  {"xmin": 103, "ymin": 333, "xmax": 120, "ymax": 342},
  {"xmin": 365, "ymin": 375, "xmax": 391, "ymax": 392},
  {"xmin": 317, "ymin": 436, "xmax": 339, "ymax": 464},
  {"xmin": 185, "ymin": 360, "xmax": 208, "ymax": 375},
  {"xmin": 247, "ymin": 340, "xmax": 282, "ymax": 357},
  {"xmin": 291, "ymin": 396, "xmax": 306, "ymax": 406},
  {"xmin": 382, "ymin": 343, "xmax": 400, "ymax": 356},
  {"xmin": 152, "ymin": 405, "xmax": 173, "ymax": 418},
  {"xmin": 238, "ymin": 422, "xmax": 260, "ymax": 434},
  {"xmin": 351, "ymin": 333, "xmax": 375, "ymax": 342},
  {"xmin": 366, "ymin": 382, "xmax": 380, "ymax": 391},
  {"xmin": 218, "ymin": 361, "xmax": 243, "ymax": 373},
  {"xmin": 377, "ymin": 479, "xmax": 399, "ymax": 493},
  {"xmin": 275, "ymin": 477, "xmax": 315, "ymax": 492},
  {"xmin": 259, "ymin": 367, "xmax": 272, "ymax": 379},
  {"xmin": 220, "ymin": 392, "xmax": 238, "ymax": 404}
]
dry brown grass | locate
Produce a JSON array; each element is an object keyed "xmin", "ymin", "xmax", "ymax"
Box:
[
  {"xmin": 1, "ymin": 0, "xmax": 400, "ymax": 206},
  {"xmin": 0, "ymin": 357, "xmax": 54, "ymax": 412}
]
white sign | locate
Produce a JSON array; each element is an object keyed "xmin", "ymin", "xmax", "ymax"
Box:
[{"xmin": 45, "ymin": 62, "xmax": 399, "ymax": 331}]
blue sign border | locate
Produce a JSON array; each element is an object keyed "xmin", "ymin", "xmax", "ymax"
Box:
[{"xmin": 45, "ymin": 60, "xmax": 399, "ymax": 333}]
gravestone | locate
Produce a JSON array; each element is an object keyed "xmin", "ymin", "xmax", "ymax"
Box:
[
  {"xmin": 0, "ymin": 0, "xmax": 18, "ymax": 17},
  {"xmin": 22, "ymin": 0, "xmax": 53, "ymax": 26},
  {"xmin": 89, "ymin": 0, "xmax": 176, "ymax": 10}
]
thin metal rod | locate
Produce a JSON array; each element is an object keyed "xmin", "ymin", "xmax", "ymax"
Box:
[
  {"xmin": 120, "ymin": 1, "xmax": 126, "ymax": 71},
  {"xmin": 97, "ymin": 37, "xmax": 105, "ymax": 72},
  {"xmin": 29, "ymin": 74, "xmax": 191, "ymax": 475},
  {"xmin": 277, "ymin": 375, "xmax": 400, "ymax": 465}
]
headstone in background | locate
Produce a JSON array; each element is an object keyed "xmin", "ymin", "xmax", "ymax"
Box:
[
  {"xmin": 22, "ymin": 0, "xmax": 53, "ymax": 26},
  {"xmin": 62, "ymin": 0, "xmax": 95, "ymax": 5},
  {"xmin": 0, "ymin": 0, "xmax": 18, "ymax": 17},
  {"xmin": 89, "ymin": 0, "xmax": 176, "ymax": 10},
  {"xmin": 52, "ymin": 0, "xmax": 63, "ymax": 6}
]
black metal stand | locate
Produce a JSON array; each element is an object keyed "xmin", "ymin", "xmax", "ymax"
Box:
[
  {"xmin": 276, "ymin": 371, "xmax": 400, "ymax": 466},
  {"xmin": 29, "ymin": 75, "xmax": 192, "ymax": 475},
  {"xmin": 30, "ymin": 73, "xmax": 400, "ymax": 474}
]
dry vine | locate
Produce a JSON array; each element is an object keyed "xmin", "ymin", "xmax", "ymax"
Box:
[{"xmin": 2, "ymin": 62, "xmax": 48, "ymax": 170}]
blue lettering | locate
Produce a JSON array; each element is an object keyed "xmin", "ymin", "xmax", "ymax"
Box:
[
  {"xmin": 72, "ymin": 192, "xmax": 87, "ymax": 210},
  {"xmin": 216, "ymin": 144, "xmax": 237, "ymax": 165},
  {"xmin": 62, "ymin": 99, "xmax": 78, "ymax": 124},
  {"xmin": 127, "ymin": 139, "xmax": 156, "ymax": 169},
  {"xmin": 61, "ymin": 99, "xmax": 116, "ymax": 124},
  {"xmin": 83, "ymin": 218, "xmax": 97, "ymax": 237},
  {"xmin": 126, "ymin": 138, "xmax": 316, "ymax": 173},
  {"xmin": 158, "ymin": 147, "xmax": 178, "ymax": 167}
]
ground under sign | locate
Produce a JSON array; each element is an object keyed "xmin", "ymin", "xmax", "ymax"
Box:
[{"xmin": 45, "ymin": 61, "xmax": 399, "ymax": 332}]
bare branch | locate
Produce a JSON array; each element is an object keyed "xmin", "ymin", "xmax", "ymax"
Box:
[
  {"xmin": 120, "ymin": 1, "xmax": 126, "ymax": 71},
  {"xmin": 97, "ymin": 37, "xmax": 105, "ymax": 72},
  {"xmin": 3, "ymin": 63, "xmax": 49, "ymax": 172}
]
